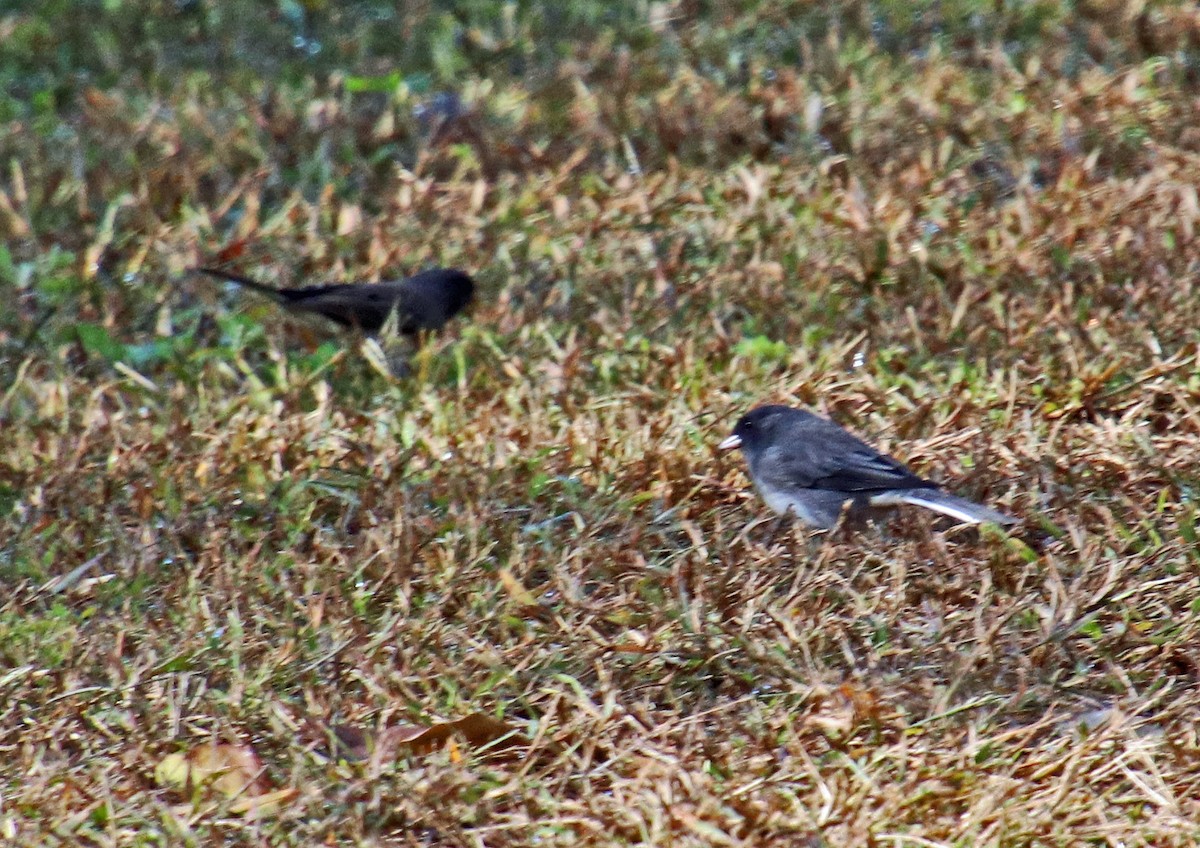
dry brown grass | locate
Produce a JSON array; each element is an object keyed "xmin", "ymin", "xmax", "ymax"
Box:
[{"xmin": 1, "ymin": 2, "xmax": 1200, "ymax": 845}]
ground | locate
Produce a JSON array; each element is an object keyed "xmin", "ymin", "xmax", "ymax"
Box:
[{"xmin": 1, "ymin": 1, "xmax": 1199, "ymax": 845}]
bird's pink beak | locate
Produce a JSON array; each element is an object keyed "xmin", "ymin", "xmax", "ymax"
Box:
[{"xmin": 718, "ymin": 435, "xmax": 742, "ymax": 450}]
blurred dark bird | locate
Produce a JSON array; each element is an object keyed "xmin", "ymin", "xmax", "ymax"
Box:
[
  {"xmin": 720, "ymin": 404, "xmax": 1017, "ymax": 529},
  {"xmin": 194, "ymin": 266, "xmax": 475, "ymax": 335}
]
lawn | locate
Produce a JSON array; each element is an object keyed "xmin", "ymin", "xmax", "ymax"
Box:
[{"xmin": 1, "ymin": 1, "xmax": 1199, "ymax": 844}]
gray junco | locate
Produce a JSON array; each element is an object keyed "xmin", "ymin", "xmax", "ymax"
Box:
[
  {"xmin": 719, "ymin": 404, "xmax": 1016, "ymax": 528},
  {"xmin": 195, "ymin": 266, "xmax": 475, "ymax": 336}
]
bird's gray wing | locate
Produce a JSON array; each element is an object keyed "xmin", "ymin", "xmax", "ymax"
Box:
[
  {"xmin": 292, "ymin": 270, "xmax": 470, "ymax": 333},
  {"xmin": 755, "ymin": 424, "xmax": 933, "ymax": 495},
  {"xmin": 392, "ymin": 282, "xmax": 448, "ymax": 333},
  {"xmin": 279, "ymin": 284, "xmax": 397, "ymax": 331}
]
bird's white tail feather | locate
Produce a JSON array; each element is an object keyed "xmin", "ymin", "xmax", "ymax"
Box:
[{"xmin": 869, "ymin": 489, "xmax": 1015, "ymax": 525}]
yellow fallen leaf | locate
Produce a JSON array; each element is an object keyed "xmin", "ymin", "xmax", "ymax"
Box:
[
  {"xmin": 497, "ymin": 568, "xmax": 539, "ymax": 607},
  {"xmin": 154, "ymin": 753, "xmax": 190, "ymax": 789},
  {"xmin": 228, "ymin": 787, "xmax": 298, "ymax": 818},
  {"xmin": 155, "ymin": 743, "xmax": 270, "ymax": 800}
]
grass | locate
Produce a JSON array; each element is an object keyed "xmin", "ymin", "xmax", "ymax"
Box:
[{"xmin": 2, "ymin": 0, "xmax": 1200, "ymax": 844}]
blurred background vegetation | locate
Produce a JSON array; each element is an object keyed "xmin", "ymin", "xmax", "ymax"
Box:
[{"xmin": 4, "ymin": 0, "xmax": 1199, "ymax": 368}]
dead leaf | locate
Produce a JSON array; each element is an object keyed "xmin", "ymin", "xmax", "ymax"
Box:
[
  {"xmin": 326, "ymin": 722, "xmax": 373, "ymax": 762},
  {"xmin": 360, "ymin": 336, "xmax": 402, "ymax": 381},
  {"xmin": 155, "ymin": 742, "xmax": 271, "ymax": 799},
  {"xmin": 337, "ymin": 204, "xmax": 363, "ymax": 236},
  {"xmin": 82, "ymin": 86, "xmax": 120, "ymax": 114},
  {"xmin": 837, "ymin": 682, "xmax": 884, "ymax": 724},
  {"xmin": 609, "ymin": 629, "xmax": 658, "ymax": 653},
  {"xmin": 806, "ymin": 711, "xmax": 854, "ymax": 739},
  {"xmin": 228, "ymin": 787, "xmax": 298, "ymax": 818},
  {"xmin": 378, "ymin": 712, "xmax": 525, "ymax": 760},
  {"xmin": 212, "ymin": 240, "xmax": 250, "ymax": 264},
  {"xmin": 497, "ymin": 568, "xmax": 540, "ymax": 607}
]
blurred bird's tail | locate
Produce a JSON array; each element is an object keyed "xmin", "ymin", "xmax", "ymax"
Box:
[
  {"xmin": 870, "ymin": 488, "xmax": 1016, "ymax": 526},
  {"xmin": 194, "ymin": 267, "xmax": 283, "ymax": 299}
]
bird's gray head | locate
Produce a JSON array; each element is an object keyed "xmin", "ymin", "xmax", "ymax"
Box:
[
  {"xmin": 437, "ymin": 270, "xmax": 476, "ymax": 316},
  {"xmin": 422, "ymin": 269, "xmax": 472, "ymax": 316},
  {"xmin": 718, "ymin": 405, "xmax": 805, "ymax": 452},
  {"xmin": 404, "ymin": 268, "xmax": 476, "ymax": 320}
]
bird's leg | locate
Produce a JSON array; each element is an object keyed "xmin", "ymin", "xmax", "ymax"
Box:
[{"xmin": 820, "ymin": 500, "xmax": 856, "ymax": 546}]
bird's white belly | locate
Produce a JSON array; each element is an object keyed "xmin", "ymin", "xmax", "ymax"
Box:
[{"xmin": 757, "ymin": 484, "xmax": 823, "ymax": 526}]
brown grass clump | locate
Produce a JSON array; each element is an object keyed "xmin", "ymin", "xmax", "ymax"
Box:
[{"xmin": 1, "ymin": 2, "xmax": 1199, "ymax": 845}]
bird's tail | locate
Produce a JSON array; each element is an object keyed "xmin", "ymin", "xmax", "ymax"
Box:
[
  {"xmin": 194, "ymin": 267, "xmax": 283, "ymax": 299},
  {"xmin": 870, "ymin": 488, "xmax": 1016, "ymax": 526}
]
